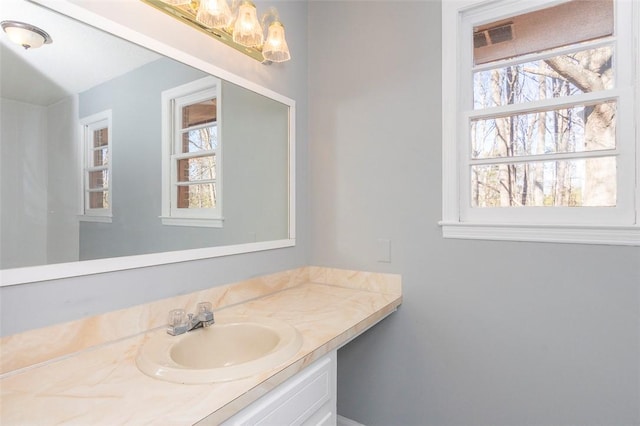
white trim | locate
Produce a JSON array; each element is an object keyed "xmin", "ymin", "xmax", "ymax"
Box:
[
  {"xmin": 466, "ymin": 90, "xmax": 621, "ymax": 121},
  {"xmin": 0, "ymin": 239, "xmax": 295, "ymax": 287},
  {"xmin": 1, "ymin": 0, "xmax": 297, "ymax": 286},
  {"xmin": 159, "ymin": 216, "xmax": 223, "ymax": 228},
  {"xmin": 78, "ymin": 215, "xmax": 112, "ymax": 224},
  {"xmin": 440, "ymin": 222, "xmax": 640, "ymax": 246},
  {"xmin": 441, "ymin": 0, "xmax": 462, "ymax": 224},
  {"xmin": 469, "ymin": 150, "xmax": 620, "ymax": 166},
  {"xmin": 288, "ymin": 103, "xmax": 296, "ymax": 241}
]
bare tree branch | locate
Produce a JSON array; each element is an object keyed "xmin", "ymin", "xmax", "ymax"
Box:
[{"xmin": 544, "ymin": 56, "xmax": 607, "ymax": 93}]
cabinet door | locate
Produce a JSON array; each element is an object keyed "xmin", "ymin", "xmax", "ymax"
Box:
[{"xmin": 222, "ymin": 351, "xmax": 337, "ymax": 426}]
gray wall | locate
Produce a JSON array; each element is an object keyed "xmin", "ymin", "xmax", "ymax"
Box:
[
  {"xmin": 308, "ymin": 2, "xmax": 639, "ymax": 425},
  {"xmin": 0, "ymin": 98, "xmax": 49, "ymax": 268},
  {"xmin": 47, "ymin": 96, "xmax": 80, "ymax": 265},
  {"xmin": 0, "ymin": 0, "xmax": 308, "ymax": 336},
  {"xmin": 1, "ymin": 95, "xmax": 79, "ymax": 269},
  {"xmin": 0, "ymin": 96, "xmax": 77, "ymax": 268},
  {"xmin": 222, "ymin": 81, "xmax": 289, "ymax": 245}
]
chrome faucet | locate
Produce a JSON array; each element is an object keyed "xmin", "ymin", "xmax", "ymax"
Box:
[{"xmin": 167, "ymin": 302, "xmax": 215, "ymax": 336}]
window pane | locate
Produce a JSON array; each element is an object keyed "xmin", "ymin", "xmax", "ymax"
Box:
[
  {"xmin": 473, "ymin": 47, "xmax": 614, "ymax": 109},
  {"xmin": 177, "ymin": 155, "xmax": 216, "ymax": 182},
  {"xmin": 471, "ymin": 157, "xmax": 616, "ymax": 208},
  {"xmin": 473, "ymin": 0, "xmax": 613, "ymax": 65},
  {"xmin": 471, "ymin": 101, "xmax": 616, "ymax": 159},
  {"xmin": 88, "ymin": 170, "xmax": 109, "ymax": 189},
  {"xmin": 88, "ymin": 191, "xmax": 109, "ymax": 209},
  {"xmin": 180, "ymin": 126, "xmax": 218, "ymax": 153},
  {"xmin": 181, "ymin": 99, "xmax": 216, "ymax": 128},
  {"xmin": 93, "ymin": 127, "xmax": 108, "ymax": 148},
  {"xmin": 91, "ymin": 147, "xmax": 109, "ymax": 167},
  {"xmin": 177, "ymin": 183, "xmax": 217, "ymax": 208}
]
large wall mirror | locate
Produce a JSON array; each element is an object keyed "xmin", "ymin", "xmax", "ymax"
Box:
[{"xmin": 0, "ymin": 0, "xmax": 295, "ymax": 286}]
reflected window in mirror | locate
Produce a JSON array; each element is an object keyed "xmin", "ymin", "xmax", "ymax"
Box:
[
  {"xmin": 161, "ymin": 76, "xmax": 223, "ymax": 228},
  {"xmin": 79, "ymin": 110, "xmax": 112, "ymax": 223}
]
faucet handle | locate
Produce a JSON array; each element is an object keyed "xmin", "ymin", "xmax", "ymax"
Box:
[
  {"xmin": 167, "ymin": 308, "xmax": 189, "ymax": 335},
  {"xmin": 196, "ymin": 302, "xmax": 214, "ymax": 324}
]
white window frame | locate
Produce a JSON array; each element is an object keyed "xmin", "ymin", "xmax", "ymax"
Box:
[
  {"xmin": 78, "ymin": 110, "xmax": 112, "ymax": 223},
  {"xmin": 441, "ymin": 0, "xmax": 640, "ymax": 245},
  {"xmin": 161, "ymin": 76, "xmax": 223, "ymax": 228}
]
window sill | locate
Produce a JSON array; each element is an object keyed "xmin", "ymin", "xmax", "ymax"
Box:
[
  {"xmin": 78, "ymin": 215, "xmax": 112, "ymax": 223},
  {"xmin": 439, "ymin": 222, "xmax": 640, "ymax": 246},
  {"xmin": 160, "ymin": 216, "xmax": 223, "ymax": 228}
]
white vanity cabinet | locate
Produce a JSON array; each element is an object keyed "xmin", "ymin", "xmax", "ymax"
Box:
[{"xmin": 221, "ymin": 350, "xmax": 337, "ymax": 425}]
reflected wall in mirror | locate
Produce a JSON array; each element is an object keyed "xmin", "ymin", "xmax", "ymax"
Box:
[{"xmin": 0, "ymin": 0, "xmax": 294, "ymax": 283}]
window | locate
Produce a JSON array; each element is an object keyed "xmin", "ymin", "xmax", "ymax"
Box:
[
  {"xmin": 441, "ymin": 0, "xmax": 639, "ymax": 245},
  {"xmin": 161, "ymin": 76, "xmax": 223, "ymax": 227},
  {"xmin": 79, "ymin": 110, "xmax": 112, "ymax": 222}
]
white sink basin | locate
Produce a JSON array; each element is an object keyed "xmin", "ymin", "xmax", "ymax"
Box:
[{"xmin": 136, "ymin": 315, "xmax": 302, "ymax": 384}]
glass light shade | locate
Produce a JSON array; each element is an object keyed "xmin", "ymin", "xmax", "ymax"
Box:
[
  {"xmin": 1, "ymin": 21, "xmax": 52, "ymax": 49},
  {"xmin": 159, "ymin": 0, "xmax": 190, "ymax": 5},
  {"xmin": 232, "ymin": 1, "xmax": 263, "ymax": 47},
  {"xmin": 196, "ymin": 0, "xmax": 232, "ymax": 28},
  {"xmin": 262, "ymin": 21, "xmax": 290, "ymax": 62}
]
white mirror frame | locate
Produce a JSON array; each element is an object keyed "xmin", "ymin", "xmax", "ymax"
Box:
[{"xmin": 0, "ymin": 0, "xmax": 295, "ymax": 287}]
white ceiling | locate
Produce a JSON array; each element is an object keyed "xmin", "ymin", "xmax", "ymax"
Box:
[{"xmin": 0, "ymin": 0, "xmax": 160, "ymax": 106}]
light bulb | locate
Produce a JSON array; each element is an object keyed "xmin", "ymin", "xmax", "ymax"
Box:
[
  {"xmin": 196, "ymin": 0, "xmax": 232, "ymax": 28},
  {"xmin": 159, "ymin": 0, "xmax": 190, "ymax": 5},
  {"xmin": 262, "ymin": 21, "xmax": 290, "ymax": 62},
  {"xmin": 232, "ymin": 1, "xmax": 263, "ymax": 47}
]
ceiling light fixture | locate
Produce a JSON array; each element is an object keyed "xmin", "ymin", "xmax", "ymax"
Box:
[
  {"xmin": 141, "ymin": 0, "xmax": 291, "ymax": 64},
  {"xmin": 1, "ymin": 20, "xmax": 53, "ymax": 50}
]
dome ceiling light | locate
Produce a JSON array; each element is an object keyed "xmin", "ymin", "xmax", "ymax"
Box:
[{"xmin": 1, "ymin": 20, "xmax": 53, "ymax": 50}]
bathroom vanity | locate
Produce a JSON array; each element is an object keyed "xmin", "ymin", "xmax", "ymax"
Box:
[
  {"xmin": 221, "ymin": 350, "xmax": 337, "ymax": 425},
  {"xmin": 0, "ymin": 267, "xmax": 401, "ymax": 424}
]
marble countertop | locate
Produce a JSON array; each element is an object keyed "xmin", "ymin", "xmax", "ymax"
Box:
[{"xmin": 0, "ymin": 268, "xmax": 402, "ymax": 425}]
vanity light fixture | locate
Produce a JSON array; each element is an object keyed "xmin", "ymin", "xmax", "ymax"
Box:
[
  {"xmin": 142, "ymin": 0, "xmax": 291, "ymax": 63},
  {"xmin": 1, "ymin": 20, "xmax": 53, "ymax": 50}
]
